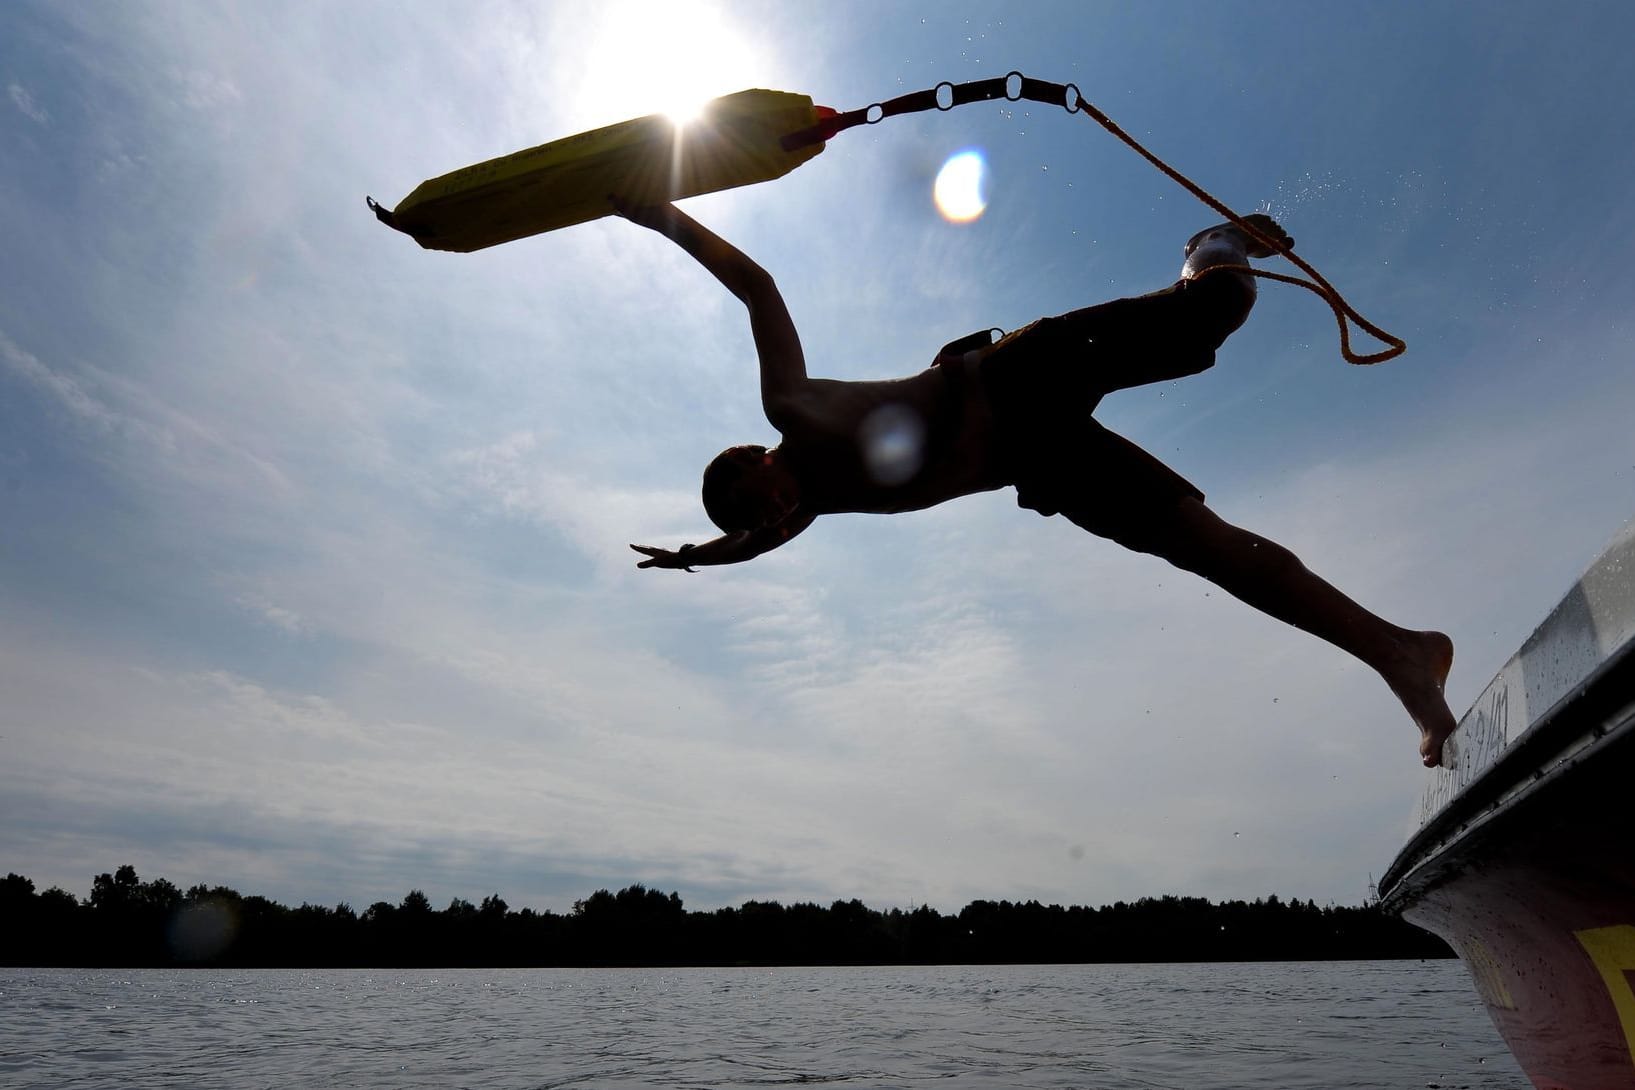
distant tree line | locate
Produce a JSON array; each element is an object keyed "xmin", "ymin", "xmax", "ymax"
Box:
[{"xmin": 0, "ymin": 867, "xmax": 1450, "ymax": 968}]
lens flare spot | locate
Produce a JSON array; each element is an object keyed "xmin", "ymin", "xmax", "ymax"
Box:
[
  {"xmin": 168, "ymin": 899, "xmax": 240, "ymax": 962},
  {"xmin": 859, "ymin": 403, "xmax": 926, "ymax": 486},
  {"xmin": 934, "ymin": 150, "xmax": 988, "ymax": 223}
]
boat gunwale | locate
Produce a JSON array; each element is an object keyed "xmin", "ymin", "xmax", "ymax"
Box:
[{"xmin": 1378, "ymin": 638, "xmax": 1635, "ymax": 909}]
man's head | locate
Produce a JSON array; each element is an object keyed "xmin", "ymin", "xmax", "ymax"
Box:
[{"xmin": 701, "ymin": 444, "xmax": 801, "ymax": 532}]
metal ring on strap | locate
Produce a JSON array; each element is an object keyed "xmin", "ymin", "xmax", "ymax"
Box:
[{"xmin": 770, "ymin": 69, "xmax": 1406, "ymax": 364}]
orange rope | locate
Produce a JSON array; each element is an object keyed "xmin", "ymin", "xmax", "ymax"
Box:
[
  {"xmin": 794, "ymin": 72, "xmax": 1406, "ymax": 364},
  {"xmin": 1071, "ymin": 99, "xmax": 1406, "ymax": 365}
]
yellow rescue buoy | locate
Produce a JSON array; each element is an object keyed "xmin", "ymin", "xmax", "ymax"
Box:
[{"xmin": 369, "ymin": 89, "xmax": 831, "ymax": 253}]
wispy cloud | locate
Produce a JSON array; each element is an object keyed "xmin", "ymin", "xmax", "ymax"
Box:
[
  {"xmin": 1, "ymin": 329, "xmax": 125, "ymax": 432},
  {"xmin": 5, "ymin": 1, "xmax": 1635, "ymax": 919},
  {"xmin": 0, "ymin": 326, "xmax": 296, "ymax": 500},
  {"xmin": 7, "ymin": 81, "xmax": 47, "ymax": 125}
]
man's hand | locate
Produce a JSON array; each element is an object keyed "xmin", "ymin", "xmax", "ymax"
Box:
[
  {"xmin": 628, "ymin": 520, "xmax": 807, "ymax": 573},
  {"xmin": 1183, "ymin": 213, "xmax": 1294, "ymax": 283},
  {"xmin": 610, "ymin": 196, "xmax": 681, "ymax": 235},
  {"xmin": 1236, "ymin": 213, "xmax": 1293, "ymax": 258},
  {"xmin": 629, "ymin": 543, "xmax": 697, "ymax": 571},
  {"xmin": 1185, "ymin": 214, "xmax": 1294, "ymax": 266}
]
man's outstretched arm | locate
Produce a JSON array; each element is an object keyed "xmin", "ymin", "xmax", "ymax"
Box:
[
  {"xmin": 630, "ymin": 511, "xmax": 815, "ymax": 570},
  {"xmin": 613, "ymin": 200, "xmax": 808, "ymax": 422}
]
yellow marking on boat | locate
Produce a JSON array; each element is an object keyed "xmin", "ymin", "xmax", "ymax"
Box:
[
  {"xmin": 1459, "ymin": 935, "xmax": 1517, "ymax": 1011},
  {"xmin": 1575, "ymin": 924, "xmax": 1635, "ymax": 1069}
]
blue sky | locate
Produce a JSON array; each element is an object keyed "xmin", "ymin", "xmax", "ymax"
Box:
[{"xmin": 3, "ymin": 0, "xmax": 1633, "ymax": 914}]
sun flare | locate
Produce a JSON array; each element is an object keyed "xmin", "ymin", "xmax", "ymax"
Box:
[
  {"xmin": 664, "ymin": 101, "xmax": 710, "ymax": 128},
  {"xmin": 934, "ymin": 150, "xmax": 989, "ymax": 223},
  {"xmin": 576, "ymin": 3, "xmax": 770, "ymax": 128}
]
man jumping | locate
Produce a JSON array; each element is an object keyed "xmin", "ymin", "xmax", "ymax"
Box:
[{"xmin": 616, "ymin": 200, "xmax": 1457, "ymax": 767}]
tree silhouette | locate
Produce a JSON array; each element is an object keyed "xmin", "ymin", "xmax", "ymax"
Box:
[{"xmin": 0, "ymin": 867, "xmax": 1451, "ymax": 968}]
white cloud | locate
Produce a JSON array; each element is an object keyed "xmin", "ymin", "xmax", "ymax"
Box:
[
  {"xmin": 7, "ymin": 81, "xmax": 48, "ymax": 125},
  {"xmin": 7, "ymin": 1, "xmax": 1635, "ymax": 921},
  {"xmin": 1, "ymin": 326, "xmax": 300, "ymax": 503},
  {"xmin": 1, "ymin": 328, "xmax": 126, "ymax": 433},
  {"xmin": 232, "ymin": 593, "xmax": 308, "ymax": 635},
  {"xmin": 171, "ymin": 66, "xmax": 241, "ymax": 113}
]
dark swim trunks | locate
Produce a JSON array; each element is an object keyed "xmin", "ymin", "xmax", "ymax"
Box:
[{"xmin": 977, "ymin": 274, "xmax": 1253, "ymax": 545}]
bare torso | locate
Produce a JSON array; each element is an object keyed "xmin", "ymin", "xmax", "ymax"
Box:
[{"xmin": 769, "ymin": 355, "xmax": 1006, "ymax": 515}]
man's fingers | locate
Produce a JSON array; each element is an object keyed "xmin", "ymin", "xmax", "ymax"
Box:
[
  {"xmin": 631, "ymin": 544, "xmax": 672, "ymax": 569},
  {"xmin": 610, "ymin": 196, "xmax": 658, "ymax": 228},
  {"xmin": 609, "ymin": 197, "xmax": 677, "ymax": 230},
  {"xmin": 1240, "ymin": 214, "xmax": 1293, "ymax": 256}
]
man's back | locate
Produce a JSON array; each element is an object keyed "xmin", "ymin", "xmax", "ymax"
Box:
[{"xmin": 771, "ymin": 361, "xmax": 1005, "ymax": 516}]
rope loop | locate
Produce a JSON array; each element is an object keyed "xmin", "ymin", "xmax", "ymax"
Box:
[
  {"xmin": 1033, "ymin": 74, "xmax": 1403, "ymax": 364},
  {"xmin": 784, "ymin": 70, "xmax": 1406, "ymax": 365}
]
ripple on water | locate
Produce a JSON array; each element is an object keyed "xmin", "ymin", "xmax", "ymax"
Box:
[{"xmin": 0, "ymin": 963, "xmax": 1526, "ymax": 1090}]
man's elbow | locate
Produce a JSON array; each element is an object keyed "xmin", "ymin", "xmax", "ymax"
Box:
[{"xmin": 734, "ymin": 263, "xmax": 776, "ymax": 304}]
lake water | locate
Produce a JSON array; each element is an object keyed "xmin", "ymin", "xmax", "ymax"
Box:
[{"xmin": 0, "ymin": 960, "xmax": 1527, "ymax": 1089}]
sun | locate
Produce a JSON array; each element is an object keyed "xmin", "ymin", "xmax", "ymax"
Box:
[
  {"xmin": 664, "ymin": 100, "xmax": 710, "ymax": 128},
  {"xmin": 575, "ymin": 2, "xmax": 770, "ymax": 128}
]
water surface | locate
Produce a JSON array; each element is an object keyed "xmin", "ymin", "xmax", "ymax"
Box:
[{"xmin": 0, "ymin": 960, "xmax": 1526, "ymax": 1089}]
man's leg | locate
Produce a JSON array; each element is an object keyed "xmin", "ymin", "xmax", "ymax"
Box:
[
  {"xmin": 1077, "ymin": 496, "xmax": 1457, "ymax": 767},
  {"xmin": 1046, "ymin": 272, "xmax": 1255, "ymax": 395}
]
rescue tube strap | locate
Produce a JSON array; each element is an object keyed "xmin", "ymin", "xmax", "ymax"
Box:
[{"xmin": 785, "ymin": 71, "xmax": 1405, "ymax": 365}]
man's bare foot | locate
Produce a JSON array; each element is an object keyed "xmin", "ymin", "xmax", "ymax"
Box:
[{"xmin": 1382, "ymin": 631, "xmax": 1457, "ymax": 767}]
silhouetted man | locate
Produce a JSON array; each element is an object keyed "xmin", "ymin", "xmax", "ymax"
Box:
[{"xmin": 618, "ymin": 200, "xmax": 1456, "ymax": 767}]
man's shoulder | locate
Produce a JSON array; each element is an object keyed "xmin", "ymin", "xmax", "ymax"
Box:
[{"xmin": 762, "ymin": 386, "xmax": 822, "ymax": 434}]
